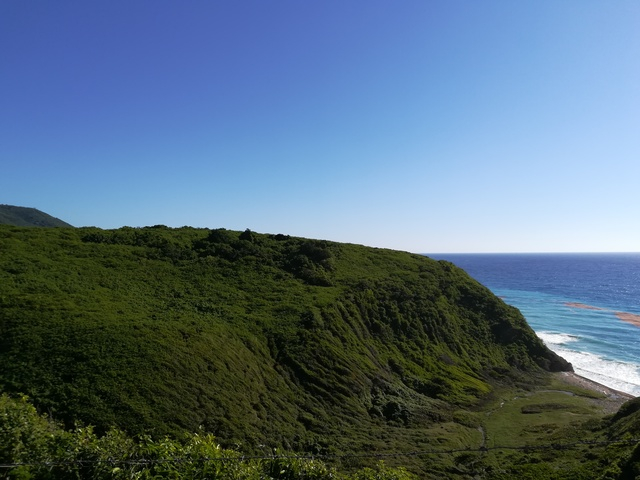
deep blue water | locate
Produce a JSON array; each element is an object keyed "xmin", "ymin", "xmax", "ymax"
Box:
[{"xmin": 427, "ymin": 253, "xmax": 640, "ymax": 396}]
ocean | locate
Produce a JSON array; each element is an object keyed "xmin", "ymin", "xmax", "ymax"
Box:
[{"xmin": 427, "ymin": 253, "xmax": 640, "ymax": 396}]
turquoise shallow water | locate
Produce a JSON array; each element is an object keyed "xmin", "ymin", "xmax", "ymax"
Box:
[{"xmin": 427, "ymin": 253, "xmax": 640, "ymax": 396}]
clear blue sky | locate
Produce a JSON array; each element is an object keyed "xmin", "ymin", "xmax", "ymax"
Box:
[{"xmin": 2, "ymin": 1, "xmax": 639, "ymax": 253}]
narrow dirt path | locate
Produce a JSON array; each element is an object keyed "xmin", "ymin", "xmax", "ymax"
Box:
[{"xmin": 477, "ymin": 426, "xmax": 486, "ymax": 449}]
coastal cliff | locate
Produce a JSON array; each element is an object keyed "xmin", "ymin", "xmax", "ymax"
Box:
[
  {"xmin": 0, "ymin": 226, "xmax": 568, "ymax": 441},
  {"xmin": 16, "ymin": 226, "xmax": 640, "ymax": 478}
]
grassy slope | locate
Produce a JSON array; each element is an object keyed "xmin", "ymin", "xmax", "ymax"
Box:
[
  {"xmin": 9, "ymin": 225, "xmax": 640, "ymax": 478},
  {"xmin": 3, "ymin": 378, "xmax": 639, "ymax": 478}
]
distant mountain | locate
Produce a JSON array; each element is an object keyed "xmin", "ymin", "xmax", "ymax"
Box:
[{"xmin": 0, "ymin": 204, "xmax": 73, "ymax": 227}]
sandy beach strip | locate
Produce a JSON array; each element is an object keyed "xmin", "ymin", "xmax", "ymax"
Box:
[
  {"xmin": 554, "ymin": 371, "xmax": 634, "ymax": 413},
  {"xmin": 557, "ymin": 371, "xmax": 632, "ymax": 398}
]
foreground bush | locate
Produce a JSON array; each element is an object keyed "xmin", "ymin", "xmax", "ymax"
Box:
[{"xmin": 0, "ymin": 394, "xmax": 415, "ymax": 479}]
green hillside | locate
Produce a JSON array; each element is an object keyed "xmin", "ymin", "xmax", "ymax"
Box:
[
  {"xmin": 0, "ymin": 204, "xmax": 73, "ymax": 227},
  {"xmin": 2, "ymin": 225, "xmax": 639, "ymax": 478}
]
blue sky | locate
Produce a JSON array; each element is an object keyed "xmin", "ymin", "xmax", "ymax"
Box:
[{"xmin": 2, "ymin": 1, "xmax": 639, "ymax": 253}]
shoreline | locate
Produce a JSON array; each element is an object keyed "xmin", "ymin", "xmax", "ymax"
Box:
[
  {"xmin": 555, "ymin": 371, "xmax": 634, "ymax": 413},
  {"xmin": 558, "ymin": 371, "xmax": 633, "ymax": 398}
]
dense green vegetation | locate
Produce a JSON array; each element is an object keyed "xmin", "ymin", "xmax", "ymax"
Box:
[
  {"xmin": 0, "ymin": 393, "xmax": 415, "ymax": 479},
  {"xmin": 1, "ymin": 224, "xmax": 638, "ymax": 478},
  {"xmin": 0, "ymin": 205, "xmax": 73, "ymax": 228}
]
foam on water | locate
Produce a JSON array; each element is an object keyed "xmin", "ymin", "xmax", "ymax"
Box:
[
  {"xmin": 536, "ymin": 331, "xmax": 579, "ymax": 346},
  {"xmin": 510, "ymin": 293, "xmax": 640, "ymax": 394},
  {"xmin": 430, "ymin": 254, "xmax": 640, "ymax": 397},
  {"xmin": 538, "ymin": 332, "xmax": 640, "ymax": 396}
]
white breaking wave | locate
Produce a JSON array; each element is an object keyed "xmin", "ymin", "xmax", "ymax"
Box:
[
  {"xmin": 538, "ymin": 339, "xmax": 640, "ymax": 396},
  {"xmin": 536, "ymin": 331, "xmax": 579, "ymax": 346}
]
